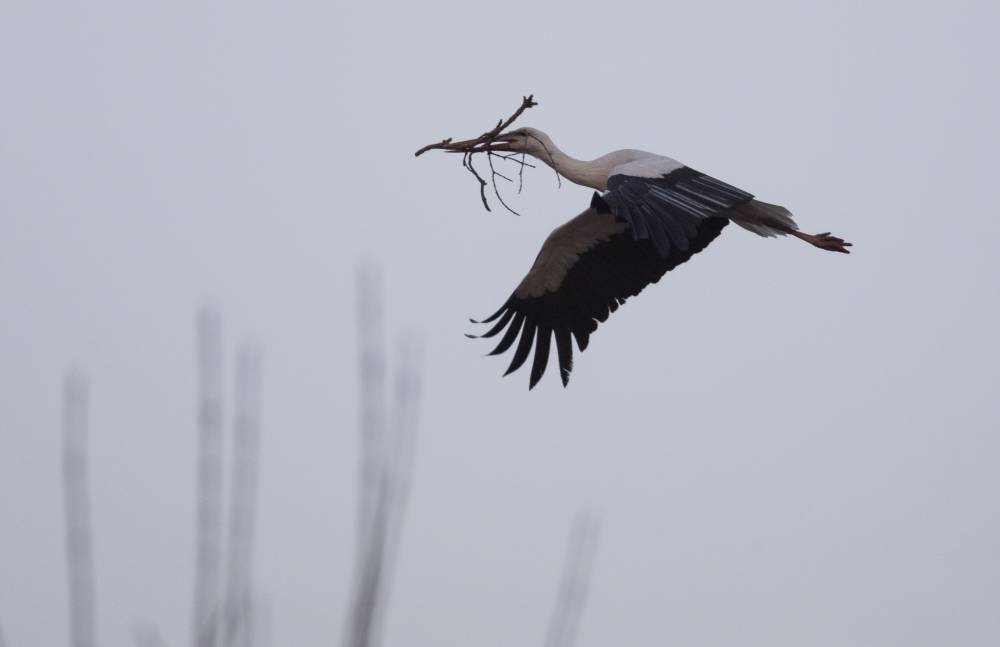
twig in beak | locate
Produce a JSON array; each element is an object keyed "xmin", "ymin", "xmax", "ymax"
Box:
[
  {"xmin": 414, "ymin": 95, "xmax": 538, "ymax": 215},
  {"xmin": 462, "ymin": 152, "xmax": 491, "ymax": 212},
  {"xmin": 413, "ymin": 95, "xmax": 537, "ymax": 157},
  {"xmin": 486, "ymin": 152, "xmax": 520, "ymax": 216}
]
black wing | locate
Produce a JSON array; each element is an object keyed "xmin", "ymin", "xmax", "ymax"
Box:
[
  {"xmin": 470, "ymin": 194, "xmax": 731, "ymax": 389},
  {"xmin": 601, "ymin": 166, "xmax": 753, "ymax": 255}
]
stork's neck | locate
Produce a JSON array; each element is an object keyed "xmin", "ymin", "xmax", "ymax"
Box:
[{"xmin": 531, "ymin": 140, "xmax": 618, "ymax": 191}]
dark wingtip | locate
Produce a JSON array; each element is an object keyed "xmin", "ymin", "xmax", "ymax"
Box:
[
  {"xmin": 554, "ymin": 329, "xmax": 573, "ymax": 389},
  {"xmin": 528, "ymin": 327, "xmax": 551, "ymax": 390},
  {"xmin": 465, "ymin": 333, "xmax": 477, "ymax": 339},
  {"xmin": 487, "ymin": 312, "xmax": 524, "ymax": 356},
  {"xmin": 503, "ymin": 320, "xmax": 536, "ymax": 376},
  {"xmin": 471, "ymin": 301, "xmax": 510, "ymax": 324}
]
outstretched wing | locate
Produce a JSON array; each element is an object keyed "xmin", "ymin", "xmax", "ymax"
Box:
[
  {"xmin": 600, "ymin": 164, "xmax": 754, "ymax": 255},
  {"xmin": 470, "ymin": 191, "xmax": 729, "ymax": 389}
]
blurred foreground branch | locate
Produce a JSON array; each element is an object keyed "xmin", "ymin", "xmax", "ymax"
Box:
[
  {"xmin": 223, "ymin": 347, "xmax": 263, "ymax": 647},
  {"xmin": 345, "ymin": 266, "xmax": 423, "ymax": 647},
  {"xmin": 192, "ymin": 308, "xmax": 225, "ymax": 647},
  {"xmin": 545, "ymin": 513, "xmax": 601, "ymax": 647},
  {"xmin": 62, "ymin": 372, "xmax": 98, "ymax": 647},
  {"xmin": 133, "ymin": 622, "xmax": 169, "ymax": 647}
]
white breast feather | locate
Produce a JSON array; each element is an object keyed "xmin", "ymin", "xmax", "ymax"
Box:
[{"xmin": 609, "ymin": 153, "xmax": 684, "ymax": 179}]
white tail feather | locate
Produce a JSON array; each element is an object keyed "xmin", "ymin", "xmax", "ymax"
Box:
[{"xmin": 731, "ymin": 200, "xmax": 799, "ymax": 238}]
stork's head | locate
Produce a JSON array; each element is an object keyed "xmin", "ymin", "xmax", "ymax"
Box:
[
  {"xmin": 450, "ymin": 127, "xmax": 556, "ymax": 160},
  {"xmin": 490, "ymin": 127, "xmax": 554, "ymax": 158}
]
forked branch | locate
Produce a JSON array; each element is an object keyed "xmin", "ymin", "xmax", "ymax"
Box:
[
  {"xmin": 413, "ymin": 95, "xmax": 537, "ymax": 157},
  {"xmin": 414, "ymin": 95, "xmax": 539, "ymax": 215}
]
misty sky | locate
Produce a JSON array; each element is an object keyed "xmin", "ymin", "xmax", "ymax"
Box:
[{"xmin": 2, "ymin": 1, "xmax": 999, "ymax": 646}]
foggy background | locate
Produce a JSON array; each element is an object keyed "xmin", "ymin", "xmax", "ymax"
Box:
[{"xmin": 2, "ymin": 1, "xmax": 998, "ymax": 646}]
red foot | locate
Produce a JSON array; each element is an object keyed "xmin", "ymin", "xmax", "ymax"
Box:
[{"xmin": 798, "ymin": 231, "xmax": 852, "ymax": 254}]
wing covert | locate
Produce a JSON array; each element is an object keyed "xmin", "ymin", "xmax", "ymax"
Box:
[{"xmin": 601, "ymin": 166, "xmax": 753, "ymax": 255}]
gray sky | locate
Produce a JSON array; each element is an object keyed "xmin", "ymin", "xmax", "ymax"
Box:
[{"xmin": 2, "ymin": 1, "xmax": 999, "ymax": 646}]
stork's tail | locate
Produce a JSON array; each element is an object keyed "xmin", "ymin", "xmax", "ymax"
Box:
[{"xmin": 730, "ymin": 200, "xmax": 799, "ymax": 238}]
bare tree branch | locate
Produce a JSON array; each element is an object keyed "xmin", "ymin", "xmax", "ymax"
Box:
[
  {"xmin": 486, "ymin": 152, "xmax": 521, "ymax": 215},
  {"xmin": 345, "ymin": 265, "xmax": 388, "ymax": 647},
  {"xmin": 133, "ymin": 621, "xmax": 170, "ymax": 647},
  {"xmin": 415, "ymin": 95, "xmax": 539, "ymax": 215},
  {"xmin": 461, "ymin": 152, "xmax": 491, "ymax": 212},
  {"xmin": 544, "ymin": 513, "xmax": 601, "ymax": 647},
  {"xmin": 345, "ymin": 269, "xmax": 423, "ymax": 647},
  {"xmin": 223, "ymin": 346, "xmax": 263, "ymax": 647},
  {"xmin": 366, "ymin": 335, "xmax": 423, "ymax": 647},
  {"xmin": 62, "ymin": 372, "xmax": 98, "ymax": 647},
  {"xmin": 355, "ymin": 264, "xmax": 386, "ymax": 556},
  {"xmin": 413, "ymin": 94, "xmax": 537, "ymax": 157},
  {"xmin": 193, "ymin": 307, "xmax": 225, "ymax": 647}
]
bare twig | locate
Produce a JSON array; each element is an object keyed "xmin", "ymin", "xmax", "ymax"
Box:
[
  {"xmin": 415, "ymin": 95, "xmax": 539, "ymax": 215},
  {"xmin": 544, "ymin": 513, "xmax": 601, "ymax": 647},
  {"xmin": 413, "ymin": 137, "xmax": 453, "ymax": 157},
  {"xmin": 222, "ymin": 346, "xmax": 262, "ymax": 647},
  {"xmin": 345, "ymin": 269, "xmax": 423, "ymax": 647},
  {"xmin": 355, "ymin": 264, "xmax": 387, "ymax": 553},
  {"xmin": 62, "ymin": 372, "xmax": 98, "ymax": 647},
  {"xmin": 193, "ymin": 307, "xmax": 224, "ymax": 647},
  {"xmin": 492, "ymin": 152, "xmax": 537, "ymax": 168},
  {"xmin": 487, "ymin": 157, "xmax": 514, "ymax": 183},
  {"xmin": 413, "ymin": 94, "xmax": 537, "ymax": 157},
  {"xmin": 518, "ymin": 150, "xmax": 529, "ymax": 194},
  {"xmin": 367, "ymin": 335, "xmax": 423, "ymax": 647},
  {"xmin": 527, "ymin": 132, "xmax": 562, "ymax": 190},
  {"xmin": 486, "ymin": 152, "xmax": 521, "ymax": 215},
  {"xmin": 346, "ymin": 265, "xmax": 388, "ymax": 647},
  {"xmin": 133, "ymin": 621, "xmax": 170, "ymax": 647},
  {"xmin": 462, "ymin": 152, "xmax": 491, "ymax": 212}
]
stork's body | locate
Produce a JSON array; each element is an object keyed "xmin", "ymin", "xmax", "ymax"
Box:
[{"xmin": 461, "ymin": 127, "xmax": 850, "ymax": 388}]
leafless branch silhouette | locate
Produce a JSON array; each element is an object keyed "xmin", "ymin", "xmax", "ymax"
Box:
[
  {"xmin": 356, "ymin": 265, "xmax": 387, "ymax": 558},
  {"xmin": 544, "ymin": 513, "xmax": 601, "ymax": 647},
  {"xmin": 413, "ymin": 94, "xmax": 537, "ymax": 157},
  {"xmin": 41, "ymin": 296, "xmax": 606, "ymax": 647},
  {"xmin": 62, "ymin": 372, "xmax": 98, "ymax": 647},
  {"xmin": 193, "ymin": 307, "xmax": 225, "ymax": 647},
  {"xmin": 133, "ymin": 621, "xmax": 170, "ymax": 647},
  {"xmin": 344, "ymin": 266, "xmax": 423, "ymax": 647},
  {"xmin": 222, "ymin": 346, "xmax": 263, "ymax": 647},
  {"xmin": 415, "ymin": 95, "xmax": 539, "ymax": 215}
]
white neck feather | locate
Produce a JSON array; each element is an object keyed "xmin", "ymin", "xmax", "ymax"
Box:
[{"xmin": 530, "ymin": 138, "xmax": 626, "ymax": 192}]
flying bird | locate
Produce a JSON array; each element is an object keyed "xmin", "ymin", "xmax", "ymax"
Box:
[{"xmin": 451, "ymin": 127, "xmax": 851, "ymax": 389}]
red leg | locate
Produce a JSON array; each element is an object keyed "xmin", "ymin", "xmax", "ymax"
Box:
[{"xmin": 792, "ymin": 231, "xmax": 852, "ymax": 254}]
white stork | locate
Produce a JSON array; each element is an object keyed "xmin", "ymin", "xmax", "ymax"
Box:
[{"xmin": 453, "ymin": 127, "xmax": 851, "ymax": 389}]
